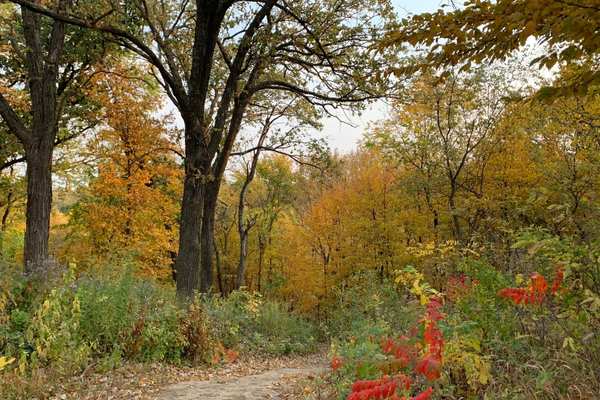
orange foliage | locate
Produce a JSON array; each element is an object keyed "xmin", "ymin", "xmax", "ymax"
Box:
[{"xmin": 64, "ymin": 69, "xmax": 182, "ymax": 279}]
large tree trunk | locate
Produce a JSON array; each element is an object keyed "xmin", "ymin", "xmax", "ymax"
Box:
[
  {"xmin": 172, "ymin": 1, "xmax": 271, "ymax": 300},
  {"xmin": 15, "ymin": 3, "xmax": 67, "ymax": 275},
  {"xmin": 174, "ymin": 122, "xmax": 205, "ymax": 299},
  {"xmin": 23, "ymin": 137, "xmax": 54, "ymax": 274}
]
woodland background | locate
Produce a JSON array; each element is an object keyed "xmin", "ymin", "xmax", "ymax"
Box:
[{"xmin": 1, "ymin": 0, "xmax": 600, "ymax": 399}]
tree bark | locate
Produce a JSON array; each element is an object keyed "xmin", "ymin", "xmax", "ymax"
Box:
[
  {"xmin": 174, "ymin": 121, "xmax": 206, "ymax": 299},
  {"xmin": 23, "ymin": 137, "xmax": 54, "ymax": 273},
  {"xmin": 21, "ymin": 1, "xmax": 66, "ymax": 274}
]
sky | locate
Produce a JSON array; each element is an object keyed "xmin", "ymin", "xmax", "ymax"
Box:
[
  {"xmin": 322, "ymin": 0, "xmax": 448, "ymax": 153},
  {"xmin": 159, "ymin": 0, "xmax": 451, "ymax": 155}
]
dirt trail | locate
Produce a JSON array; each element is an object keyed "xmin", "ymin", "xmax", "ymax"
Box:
[
  {"xmin": 45, "ymin": 352, "xmax": 327, "ymax": 400},
  {"xmin": 157, "ymin": 364, "xmax": 326, "ymax": 400}
]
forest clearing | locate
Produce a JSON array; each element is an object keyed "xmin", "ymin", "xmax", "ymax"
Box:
[{"xmin": 1, "ymin": 0, "xmax": 600, "ymax": 399}]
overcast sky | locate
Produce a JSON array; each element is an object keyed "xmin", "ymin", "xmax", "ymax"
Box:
[{"xmin": 322, "ymin": 0, "xmax": 448, "ymax": 153}]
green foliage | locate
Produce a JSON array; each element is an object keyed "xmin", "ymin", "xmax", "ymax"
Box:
[
  {"xmin": 25, "ymin": 270, "xmax": 91, "ymax": 374},
  {"xmin": 453, "ymin": 259, "xmax": 517, "ymax": 342},
  {"xmin": 0, "ymin": 264, "xmax": 320, "ymax": 398},
  {"xmin": 325, "ymin": 271, "xmax": 417, "ymax": 342},
  {"xmin": 0, "ymin": 227, "xmax": 24, "ymax": 263},
  {"xmin": 1, "ymin": 266, "xmax": 184, "ymax": 377},
  {"xmin": 439, "ymin": 240, "xmax": 600, "ymax": 398},
  {"xmin": 206, "ymin": 291, "xmax": 317, "ymax": 355},
  {"xmin": 385, "ymin": 0, "xmax": 600, "ymax": 97},
  {"xmin": 75, "ymin": 269, "xmax": 183, "ymax": 365}
]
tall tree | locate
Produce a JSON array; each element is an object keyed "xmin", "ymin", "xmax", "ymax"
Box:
[
  {"xmin": 232, "ymin": 95, "xmax": 323, "ymax": 289},
  {"xmin": 0, "ymin": 1, "xmax": 106, "ymax": 273},
  {"xmin": 12, "ymin": 0, "xmax": 395, "ymax": 298}
]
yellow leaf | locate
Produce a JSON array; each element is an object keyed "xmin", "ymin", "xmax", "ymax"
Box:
[{"xmin": 0, "ymin": 356, "xmax": 15, "ymax": 371}]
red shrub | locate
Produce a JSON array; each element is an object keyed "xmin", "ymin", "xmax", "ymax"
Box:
[
  {"xmin": 340, "ymin": 296, "xmax": 446, "ymax": 399},
  {"xmin": 498, "ymin": 268, "xmax": 564, "ymax": 306}
]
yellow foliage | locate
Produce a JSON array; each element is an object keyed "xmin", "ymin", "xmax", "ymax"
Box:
[
  {"xmin": 444, "ymin": 332, "xmax": 492, "ymax": 391},
  {"xmin": 394, "ymin": 266, "xmax": 439, "ymax": 305}
]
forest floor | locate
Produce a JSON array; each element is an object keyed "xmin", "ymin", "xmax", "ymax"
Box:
[{"xmin": 46, "ymin": 351, "xmax": 327, "ymax": 400}]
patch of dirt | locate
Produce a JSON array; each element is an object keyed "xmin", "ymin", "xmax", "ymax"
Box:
[{"xmin": 157, "ymin": 364, "xmax": 326, "ymax": 400}]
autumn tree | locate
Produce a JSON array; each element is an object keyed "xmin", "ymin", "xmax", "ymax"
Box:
[
  {"xmin": 250, "ymin": 155, "xmax": 299, "ymax": 292},
  {"xmin": 0, "ymin": 2, "xmax": 109, "ymax": 274},
  {"xmin": 266, "ymin": 151, "xmax": 407, "ymax": 310},
  {"xmin": 231, "ymin": 94, "xmax": 324, "ymax": 290},
  {"xmin": 64, "ymin": 70, "xmax": 182, "ymax": 279},
  {"xmin": 384, "ymin": 0, "xmax": 600, "ymax": 97},
  {"xmin": 505, "ymin": 83, "xmax": 600, "ymax": 241},
  {"xmin": 213, "ymin": 184, "xmax": 238, "ymax": 294},
  {"xmin": 368, "ymin": 71, "xmax": 507, "ymax": 242}
]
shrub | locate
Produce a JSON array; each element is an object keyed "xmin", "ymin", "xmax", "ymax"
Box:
[
  {"xmin": 180, "ymin": 298, "xmax": 215, "ymax": 365},
  {"xmin": 325, "ymin": 271, "xmax": 417, "ymax": 342},
  {"xmin": 442, "ymin": 240, "xmax": 600, "ymax": 399},
  {"xmin": 205, "ymin": 291, "xmax": 317, "ymax": 355},
  {"xmin": 330, "ymin": 293, "xmax": 445, "ymax": 400},
  {"xmin": 0, "ymin": 265, "xmax": 185, "ymax": 378},
  {"xmin": 75, "ymin": 269, "xmax": 183, "ymax": 365}
]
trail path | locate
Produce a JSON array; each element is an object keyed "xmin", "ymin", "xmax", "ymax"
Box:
[
  {"xmin": 157, "ymin": 363, "xmax": 326, "ymax": 400},
  {"xmin": 48, "ymin": 352, "xmax": 327, "ymax": 400}
]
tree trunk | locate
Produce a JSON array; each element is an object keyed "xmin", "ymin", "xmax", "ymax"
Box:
[
  {"xmin": 200, "ymin": 182, "xmax": 218, "ymax": 293},
  {"xmin": 174, "ymin": 122, "xmax": 205, "ymax": 300},
  {"xmin": 0, "ymin": 186, "xmax": 14, "ymax": 255},
  {"xmin": 23, "ymin": 138, "xmax": 54, "ymax": 274},
  {"xmin": 257, "ymin": 237, "xmax": 265, "ymax": 292},
  {"xmin": 236, "ymin": 228, "xmax": 249, "ymax": 288},
  {"xmin": 448, "ymin": 186, "xmax": 462, "ymax": 242},
  {"xmin": 1, "ymin": 187, "xmax": 14, "ymax": 232},
  {"xmin": 213, "ymin": 240, "xmax": 224, "ymax": 296},
  {"xmin": 235, "ymin": 173, "xmax": 255, "ymax": 290}
]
